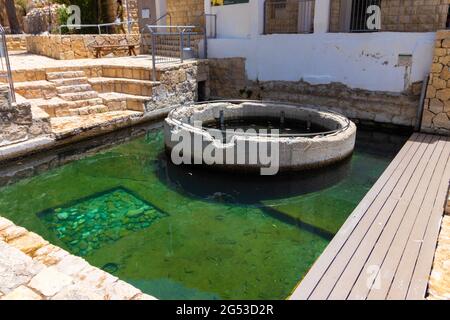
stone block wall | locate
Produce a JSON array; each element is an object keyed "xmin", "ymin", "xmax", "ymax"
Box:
[
  {"xmin": 26, "ymin": 34, "xmax": 140, "ymax": 60},
  {"xmin": 148, "ymin": 60, "xmax": 210, "ymax": 111},
  {"xmin": 0, "ymin": 85, "xmax": 32, "ymax": 147},
  {"xmin": 5, "ymin": 35, "xmax": 27, "ymax": 51},
  {"xmin": 422, "ymin": 30, "xmax": 450, "ymax": 136},
  {"xmin": 330, "ymin": 0, "xmax": 449, "ymax": 32},
  {"xmin": 209, "ymin": 57, "xmax": 421, "ymax": 127},
  {"xmin": 167, "ymin": 0, "xmax": 204, "ymax": 25},
  {"xmin": 209, "ymin": 58, "xmax": 247, "ymax": 98}
]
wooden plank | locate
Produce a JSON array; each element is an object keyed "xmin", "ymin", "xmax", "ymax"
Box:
[
  {"xmin": 305, "ymin": 134, "xmax": 430, "ymax": 299},
  {"xmin": 387, "ymin": 137, "xmax": 450, "ymax": 299},
  {"xmin": 289, "ymin": 133, "xmax": 420, "ymax": 299},
  {"xmin": 351, "ymin": 136, "xmax": 445, "ymax": 299},
  {"xmin": 406, "ymin": 141, "xmax": 450, "ymax": 299},
  {"xmin": 327, "ymin": 135, "xmax": 438, "ymax": 299}
]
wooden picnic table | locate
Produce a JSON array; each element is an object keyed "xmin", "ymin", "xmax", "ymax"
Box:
[{"xmin": 92, "ymin": 43, "xmax": 138, "ymax": 58}]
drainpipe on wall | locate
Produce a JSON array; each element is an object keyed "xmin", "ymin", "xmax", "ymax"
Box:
[{"xmin": 415, "ymin": 76, "xmax": 429, "ymax": 132}]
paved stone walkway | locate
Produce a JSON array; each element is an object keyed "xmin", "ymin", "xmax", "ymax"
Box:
[
  {"xmin": 428, "ymin": 193, "xmax": 450, "ymax": 300},
  {"xmin": 8, "ymin": 52, "xmax": 189, "ymax": 71},
  {"xmin": 0, "ymin": 216, "xmax": 156, "ymax": 300}
]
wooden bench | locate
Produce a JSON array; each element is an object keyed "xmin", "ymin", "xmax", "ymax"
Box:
[{"xmin": 92, "ymin": 43, "xmax": 138, "ymax": 58}]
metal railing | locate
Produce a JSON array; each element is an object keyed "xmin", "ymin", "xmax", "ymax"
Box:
[
  {"xmin": 264, "ymin": 0, "xmax": 314, "ymax": 34},
  {"xmin": 193, "ymin": 13, "xmax": 217, "ymax": 39},
  {"xmin": 0, "ymin": 24, "xmax": 15, "ymax": 103},
  {"xmin": 145, "ymin": 25, "xmax": 201, "ymax": 81},
  {"xmin": 58, "ymin": 20, "xmax": 139, "ymax": 35},
  {"xmin": 150, "ymin": 12, "xmax": 172, "ymax": 27}
]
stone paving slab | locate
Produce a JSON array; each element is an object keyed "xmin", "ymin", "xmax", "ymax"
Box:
[
  {"xmin": 0, "ymin": 217, "xmax": 156, "ymax": 300},
  {"xmin": 8, "ymin": 52, "xmax": 195, "ymax": 72},
  {"xmin": 428, "ymin": 192, "xmax": 450, "ymax": 300}
]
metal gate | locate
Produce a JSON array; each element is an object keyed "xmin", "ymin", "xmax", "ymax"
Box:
[{"xmin": 0, "ymin": 24, "xmax": 15, "ymax": 103}]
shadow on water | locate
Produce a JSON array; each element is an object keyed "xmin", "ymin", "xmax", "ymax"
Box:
[{"xmin": 155, "ymin": 152, "xmax": 353, "ymax": 205}]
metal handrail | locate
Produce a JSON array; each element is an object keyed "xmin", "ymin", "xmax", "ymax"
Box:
[
  {"xmin": 146, "ymin": 25, "xmax": 198, "ymax": 81},
  {"xmin": 58, "ymin": 20, "xmax": 138, "ymax": 35},
  {"xmin": 0, "ymin": 24, "xmax": 16, "ymax": 103},
  {"xmin": 193, "ymin": 13, "xmax": 217, "ymax": 39},
  {"xmin": 151, "ymin": 12, "xmax": 172, "ymax": 27}
]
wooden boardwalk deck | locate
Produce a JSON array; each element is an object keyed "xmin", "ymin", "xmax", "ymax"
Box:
[{"xmin": 290, "ymin": 133, "xmax": 450, "ymax": 300}]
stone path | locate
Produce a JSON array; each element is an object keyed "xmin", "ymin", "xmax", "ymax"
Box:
[
  {"xmin": 428, "ymin": 192, "xmax": 450, "ymax": 300},
  {"xmin": 8, "ymin": 52, "xmax": 191, "ymax": 71},
  {"xmin": 0, "ymin": 216, "xmax": 156, "ymax": 300}
]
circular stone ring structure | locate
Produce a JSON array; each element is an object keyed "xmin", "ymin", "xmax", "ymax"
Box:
[{"xmin": 164, "ymin": 100, "xmax": 357, "ymax": 172}]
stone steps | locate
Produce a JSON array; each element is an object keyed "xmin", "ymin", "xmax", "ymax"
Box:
[
  {"xmin": 68, "ymin": 105, "xmax": 110, "ymax": 116},
  {"xmin": 99, "ymin": 92, "xmax": 151, "ymax": 112},
  {"xmin": 50, "ymin": 77, "xmax": 89, "ymax": 86},
  {"xmin": 14, "ymin": 80, "xmax": 57, "ymax": 100},
  {"xmin": 88, "ymin": 77, "xmax": 156, "ymax": 96},
  {"xmin": 58, "ymin": 91, "xmax": 99, "ymax": 101},
  {"xmin": 46, "ymin": 71, "xmax": 87, "ymax": 80},
  {"xmin": 50, "ymin": 110, "xmax": 144, "ymax": 139},
  {"xmin": 46, "ymin": 70, "xmax": 105, "ymax": 115},
  {"xmin": 56, "ymin": 84, "xmax": 93, "ymax": 95},
  {"xmin": 69, "ymin": 98, "xmax": 104, "ymax": 108},
  {"xmin": 30, "ymin": 97, "xmax": 108, "ymax": 117}
]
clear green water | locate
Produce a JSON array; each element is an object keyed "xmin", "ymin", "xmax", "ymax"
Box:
[{"xmin": 0, "ymin": 123, "xmax": 408, "ymax": 300}]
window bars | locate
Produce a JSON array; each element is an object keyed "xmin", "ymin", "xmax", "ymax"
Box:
[
  {"xmin": 348, "ymin": 0, "xmax": 381, "ymax": 32},
  {"xmin": 264, "ymin": 0, "xmax": 315, "ymax": 34},
  {"xmin": 0, "ymin": 24, "xmax": 15, "ymax": 103}
]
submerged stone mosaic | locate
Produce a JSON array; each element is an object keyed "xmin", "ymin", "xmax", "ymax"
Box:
[{"xmin": 39, "ymin": 188, "xmax": 166, "ymax": 257}]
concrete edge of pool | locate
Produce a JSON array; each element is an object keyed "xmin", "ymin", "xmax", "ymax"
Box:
[{"xmin": 0, "ymin": 105, "xmax": 175, "ymax": 163}]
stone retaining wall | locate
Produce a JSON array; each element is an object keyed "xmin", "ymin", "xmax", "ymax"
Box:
[
  {"xmin": 209, "ymin": 58, "xmax": 421, "ymax": 127},
  {"xmin": 0, "ymin": 85, "xmax": 30, "ymax": 147},
  {"xmin": 0, "ymin": 85, "xmax": 51, "ymax": 147},
  {"xmin": 26, "ymin": 34, "xmax": 141, "ymax": 60},
  {"xmin": 5, "ymin": 35, "xmax": 27, "ymax": 51},
  {"xmin": 147, "ymin": 60, "xmax": 210, "ymax": 112},
  {"xmin": 422, "ymin": 30, "xmax": 450, "ymax": 136}
]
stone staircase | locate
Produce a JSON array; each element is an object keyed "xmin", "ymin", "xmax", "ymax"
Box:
[{"xmin": 46, "ymin": 71, "xmax": 112, "ymax": 116}]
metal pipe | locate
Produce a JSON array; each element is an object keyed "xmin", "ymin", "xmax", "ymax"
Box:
[
  {"xmin": 415, "ymin": 76, "xmax": 429, "ymax": 132},
  {"xmin": 180, "ymin": 29, "xmax": 185, "ymax": 63},
  {"xmin": 151, "ymin": 28, "xmax": 157, "ymax": 81},
  {"xmin": 0, "ymin": 24, "xmax": 16, "ymax": 103}
]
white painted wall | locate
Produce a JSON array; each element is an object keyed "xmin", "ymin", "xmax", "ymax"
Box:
[
  {"xmin": 208, "ymin": 32, "xmax": 435, "ymax": 93},
  {"xmin": 205, "ymin": 0, "xmax": 435, "ymax": 93},
  {"xmin": 210, "ymin": 3, "xmax": 252, "ymax": 39}
]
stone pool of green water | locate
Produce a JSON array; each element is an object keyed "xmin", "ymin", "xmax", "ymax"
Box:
[{"xmin": 0, "ymin": 124, "xmax": 408, "ymax": 299}]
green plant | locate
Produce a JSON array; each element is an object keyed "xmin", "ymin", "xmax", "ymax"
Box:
[
  {"xmin": 16, "ymin": 0, "xmax": 27, "ymax": 14},
  {"xmin": 56, "ymin": 5, "xmax": 71, "ymax": 34},
  {"xmin": 53, "ymin": 0, "xmax": 99, "ymax": 30}
]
